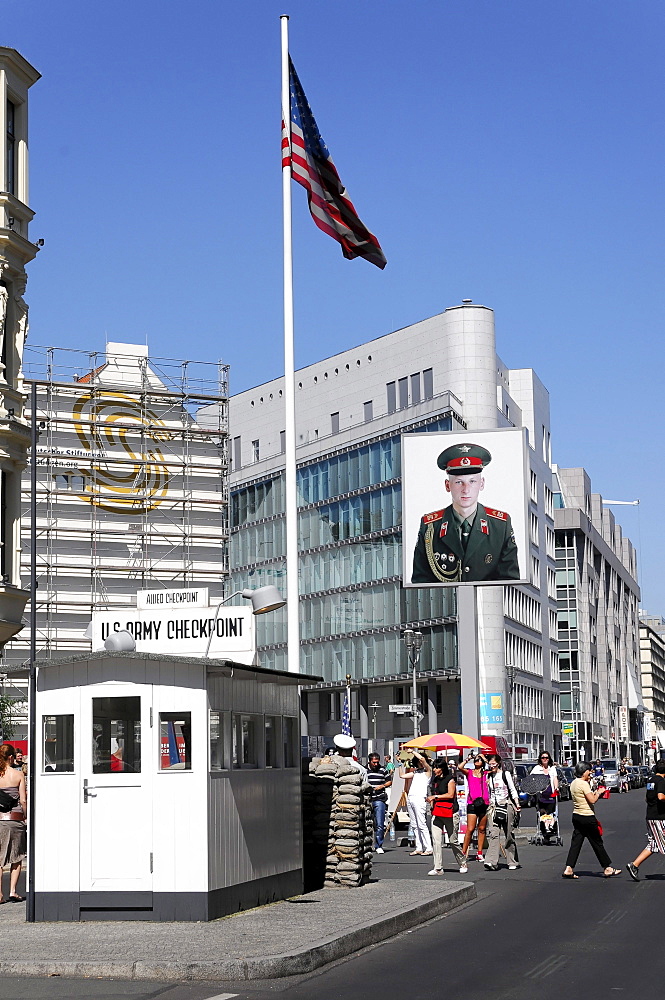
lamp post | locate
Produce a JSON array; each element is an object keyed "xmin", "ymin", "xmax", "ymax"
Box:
[
  {"xmin": 403, "ymin": 629, "xmax": 424, "ymax": 740},
  {"xmin": 204, "ymin": 586, "xmax": 286, "ymax": 658},
  {"xmin": 505, "ymin": 662, "xmax": 515, "ymax": 758},
  {"xmin": 370, "ymin": 701, "xmax": 381, "ymax": 743}
]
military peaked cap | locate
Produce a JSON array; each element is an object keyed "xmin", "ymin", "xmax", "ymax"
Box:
[{"xmin": 437, "ymin": 442, "xmax": 492, "ymax": 475}]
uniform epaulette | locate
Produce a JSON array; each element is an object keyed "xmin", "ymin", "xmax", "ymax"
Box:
[
  {"xmin": 422, "ymin": 509, "xmax": 444, "ymax": 524},
  {"xmin": 485, "ymin": 508, "xmax": 508, "ymax": 521}
]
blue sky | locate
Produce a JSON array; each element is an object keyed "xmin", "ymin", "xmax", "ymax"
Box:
[{"xmin": 3, "ymin": 0, "xmax": 664, "ymax": 609}]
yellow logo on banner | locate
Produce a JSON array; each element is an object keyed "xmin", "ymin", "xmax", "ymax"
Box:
[
  {"xmin": 71, "ymin": 391, "xmax": 173, "ymax": 514},
  {"xmin": 490, "ymin": 695, "xmax": 503, "ymax": 710}
]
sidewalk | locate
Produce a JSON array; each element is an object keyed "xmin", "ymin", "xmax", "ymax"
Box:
[{"xmin": 0, "ymin": 871, "xmax": 475, "ymax": 982}]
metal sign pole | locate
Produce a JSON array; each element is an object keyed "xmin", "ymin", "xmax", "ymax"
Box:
[
  {"xmin": 26, "ymin": 381, "xmax": 37, "ymax": 923},
  {"xmin": 458, "ymin": 586, "xmax": 480, "ymax": 740}
]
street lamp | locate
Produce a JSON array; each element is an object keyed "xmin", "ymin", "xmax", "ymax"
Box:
[
  {"xmin": 204, "ymin": 586, "xmax": 286, "ymax": 657},
  {"xmin": 402, "ymin": 629, "xmax": 424, "ymax": 740},
  {"xmin": 505, "ymin": 663, "xmax": 515, "ymax": 759},
  {"xmin": 370, "ymin": 701, "xmax": 381, "ymax": 742}
]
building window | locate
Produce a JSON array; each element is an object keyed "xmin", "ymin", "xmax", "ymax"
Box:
[
  {"xmin": 398, "ymin": 377, "xmax": 408, "ymax": 409},
  {"xmin": 233, "ymin": 436, "xmax": 241, "ymax": 470},
  {"xmin": 423, "ymin": 368, "xmax": 433, "ymax": 399},
  {"xmin": 251, "ymin": 439, "xmax": 260, "ymax": 463},
  {"xmin": 280, "ymin": 429, "xmax": 286, "ymax": 453},
  {"xmin": 411, "ymin": 373, "xmax": 421, "ymax": 405},
  {"xmin": 364, "ymin": 400, "xmax": 373, "ymax": 422},
  {"xmin": 6, "ymin": 100, "xmax": 15, "ymax": 197},
  {"xmin": 386, "ymin": 381, "xmax": 396, "ymax": 413},
  {"xmin": 331, "ymin": 412, "xmax": 340, "ymax": 434}
]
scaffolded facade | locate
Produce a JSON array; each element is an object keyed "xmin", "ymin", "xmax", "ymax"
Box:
[{"xmin": 4, "ymin": 342, "xmax": 229, "ymax": 669}]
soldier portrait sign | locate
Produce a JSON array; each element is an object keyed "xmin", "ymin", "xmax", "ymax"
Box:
[{"xmin": 402, "ymin": 428, "xmax": 529, "ymax": 588}]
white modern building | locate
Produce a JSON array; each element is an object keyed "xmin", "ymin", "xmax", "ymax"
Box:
[
  {"xmin": 638, "ymin": 612, "xmax": 665, "ymax": 741},
  {"xmin": 0, "ymin": 47, "xmax": 40, "ymax": 646},
  {"xmin": 201, "ymin": 301, "xmax": 561, "ymax": 757},
  {"xmin": 553, "ymin": 467, "xmax": 643, "ymax": 761}
]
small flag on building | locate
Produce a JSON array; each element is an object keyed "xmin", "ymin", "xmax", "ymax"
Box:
[
  {"xmin": 341, "ymin": 693, "xmax": 352, "ymax": 737},
  {"xmin": 282, "ymin": 58, "xmax": 387, "ymax": 269}
]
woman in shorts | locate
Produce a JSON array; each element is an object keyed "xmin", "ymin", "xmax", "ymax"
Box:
[
  {"xmin": 627, "ymin": 759, "xmax": 665, "ymax": 879},
  {"xmin": 458, "ymin": 753, "xmax": 489, "ymax": 870}
]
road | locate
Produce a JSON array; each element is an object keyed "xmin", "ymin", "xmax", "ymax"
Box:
[{"xmin": 0, "ymin": 789, "xmax": 661, "ymax": 1000}]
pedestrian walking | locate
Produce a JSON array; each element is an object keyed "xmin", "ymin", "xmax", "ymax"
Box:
[
  {"xmin": 383, "ymin": 755, "xmax": 395, "ymax": 775},
  {"xmin": 0, "ymin": 743, "xmax": 27, "ymax": 903},
  {"xmin": 627, "ymin": 759, "xmax": 665, "ymax": 880},
  {"xmin": 484, "ymin": 754, "xmax": 521, "ymax": 871},
  {"xmin": 562, "ymin": 761, "xmax": 621, "ymax": 879},
  {"xmin": 426, "ymin": 757, "xmax": 465, "ymax": 874},
  {"xmin": 618, "ymin": 761, "xmax": 630, "ymax": 793},
  {"xmin": 367, "ymin": 753, "xmax": 392, "ymax": 854},
  {"xmin": 400, "ymin": 750, "xmax": 433, "ymax": 856},
  {"xmin": 458, "ymin": 753, "xmax": 489, "ymax": 869}
]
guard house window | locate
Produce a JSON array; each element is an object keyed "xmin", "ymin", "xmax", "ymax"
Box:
[
  {"xmin": 159, "ymin": 712, "xmax": 192, "ymax": 770},
  {"xmin": 209, "ymin": 710, "xmax": 229, "ymax": 771},
  {"xmin": 43, "ymin": 714, "xmax": 74, "ymax": 772},
  {"xmin": 251, "ymin": 439, "xmax": 260, "ymax": 463},
  {"xmin": 386, "ymin": 381, "xmax": 396, "ymax": 413},
  {"xmin": 283, "ymin": 716, "xmax": 298, "ymax": 768},
  {"xmin": 364, "ymin": 400, "xmax": 373, "ymax": 422},
  {"xmin": 265, "ymin": 716, "xmax": 281, "ymax": 768},
  {"xmin": 233, "ymin": 713, "xmax": 259, "ymax": 768},
  {"xmin": 6, "ymin": 101, "xmax": 16, "ymax": 196},
  {"xmin": 92, "ymin": 696, "xmax": 141, "ymax": 774},
  {"xmin": 423, "ymin": 368, "xmax": 434, "ymax": 399},
  {"xmin": 331, "ymin": 412, "xmax": 340, "ymax": 434}
]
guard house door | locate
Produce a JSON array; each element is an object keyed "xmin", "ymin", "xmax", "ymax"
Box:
[{"xmin": 79, "ymin": 684, "xmax": 153, "ymax": 893}]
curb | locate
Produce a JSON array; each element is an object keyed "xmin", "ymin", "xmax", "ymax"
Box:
[{"xmin": 0, "ymin": 882, "xmax": 476, "ymax": 982}]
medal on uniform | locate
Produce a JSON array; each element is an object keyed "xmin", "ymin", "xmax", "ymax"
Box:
[{"xmin": 485, "ymin": 554, "xmax": 493, "ymax": 564}]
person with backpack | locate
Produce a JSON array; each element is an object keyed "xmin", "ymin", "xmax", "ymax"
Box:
[
  {"xmin": 0, "ymin": 743, "xmax": 27, "ymax": 903},
  {"xmin": 484, "ymin": 754, "xmax": 521, "ymax": 871},
  {"xmin": 627, "ymin": 759, "xmax": 665, "ymax": 880},
  {"xmin": 426, "ymin": 757, "xmax": 465, "ymax": 875}
]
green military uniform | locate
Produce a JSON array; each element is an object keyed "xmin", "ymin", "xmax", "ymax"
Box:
[
  {"xmin": 410, "ymin": 440, "xmax": 521, "ymax": 584},
  {"xmin": 411, "ymin": 501, "xmax": 520, "ymax": 583}
]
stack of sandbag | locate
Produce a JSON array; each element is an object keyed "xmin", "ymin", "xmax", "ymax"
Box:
[{"xmin": 302, "ymin": 754, "xmax": 373, "ymax": 889}]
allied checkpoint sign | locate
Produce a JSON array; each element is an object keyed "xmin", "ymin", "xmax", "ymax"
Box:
[
  {"xmin": 402, "ymin": 427, "xmax": 530, "ymax": 588},
  {"xmin": 90, "ymin": 589, "xmax": 256, "ymax": 664}
]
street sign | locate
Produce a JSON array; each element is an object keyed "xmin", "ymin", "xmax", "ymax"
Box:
[
  {"xmin": 389, "ymin": 704, "xmax": 414, "ymax": 715},
  {"xmin": 562, "ymin": 722, "xmax": 575, "ymax": 737}
]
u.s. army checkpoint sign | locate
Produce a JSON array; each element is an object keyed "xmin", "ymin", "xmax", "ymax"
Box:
[{"xmin": 89, "ymin": 592, "xmax": 256, "ymax": 664}]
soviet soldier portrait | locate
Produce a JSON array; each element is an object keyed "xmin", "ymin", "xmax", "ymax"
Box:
[{"xmin": 411, "ymin": 442, "xmax": 520, "ymax": 584}]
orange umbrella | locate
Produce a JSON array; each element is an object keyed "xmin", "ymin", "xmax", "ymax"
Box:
[{"xmin": 401, "ymin": 731, "xmax": 492, "ymax": 752}]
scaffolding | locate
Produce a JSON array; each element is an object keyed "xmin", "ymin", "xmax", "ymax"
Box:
[{"xmin": 4, "ymin": 343, "xmax": 229, "ymax": 668}]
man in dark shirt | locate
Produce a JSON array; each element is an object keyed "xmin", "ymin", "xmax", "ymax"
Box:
[
  {"xmin": 627, "ymin": 759, "xmax": 665, "ymax": 879},
  {"xmin": 367, "ymin": 753, "xmax": 392, "ymax": 854}
]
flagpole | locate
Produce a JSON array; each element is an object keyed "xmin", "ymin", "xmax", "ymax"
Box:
[{"xmin": 281, "ymin": 14, "xmax": 299, "ymax": 674}]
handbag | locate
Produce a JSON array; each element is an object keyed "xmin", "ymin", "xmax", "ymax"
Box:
[
  {"xmin": 493, "ymin": 804, "xmax": 509, "ymax": 825},
  {"xmin": 432, "ymin": 799, "xmax": 454, "ymax": 818}
]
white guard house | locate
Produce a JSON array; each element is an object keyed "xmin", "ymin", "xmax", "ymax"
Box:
[{"xmin": 33, "ymin": 650, "xmax": 309, "ymax": 921}]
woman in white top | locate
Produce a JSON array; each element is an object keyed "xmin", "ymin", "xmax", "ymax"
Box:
[
  {"xmin": 400, "ymin": 750, "xmax": 433, "ymax": 856},
  {"xmin": 484, "ymin": 755, "xmax": 521, "ymax": 870},
  {"xmin": 530, "ymin": 751, "xmax": 559, "ymax": 792}
]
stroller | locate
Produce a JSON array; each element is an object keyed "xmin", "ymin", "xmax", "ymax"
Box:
[{"xmin": 523, "ymin": 773, "xmax": 564, "ymax": 846}]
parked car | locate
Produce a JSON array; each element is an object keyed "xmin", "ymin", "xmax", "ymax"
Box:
[
  {"xmin": 601, "ymin": 768, "xmax": 621, "ymax": 792},
  {"xmin": 639, "ymin": 765, "xmax": 651, "ymax": 786},
  {"xmin": 627, "ymin": 765, "xmax": 641, "ymax": 788},
  {"xmin": 555, "ymin": 766, "xmax": 571, "ymax": 800},
  {"xmin": 562, "ymin": 765, "xmax": 575, "ymax": 789}
]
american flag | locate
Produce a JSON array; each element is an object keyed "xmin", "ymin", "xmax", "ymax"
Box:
[
  {"xmin": 282, "ymin": 58, "xmax": 387, "ymax": 269},
  {"xmin": 341, "ymin": 693, "xmax": 352, "ymax": 737}
]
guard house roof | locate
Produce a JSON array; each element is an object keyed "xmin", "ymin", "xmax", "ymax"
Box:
[{"xmin": 11, "ymin": 650, "xmax": 322, "ymax": 684}]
